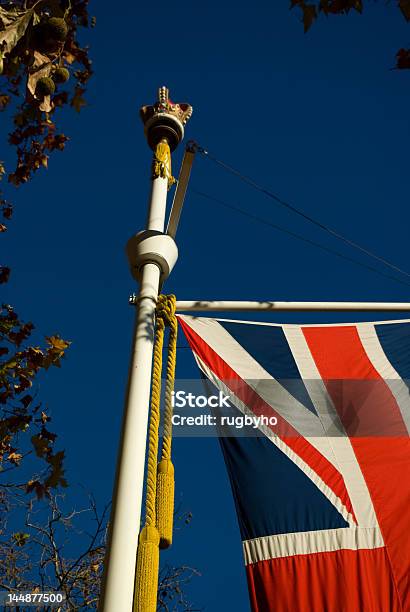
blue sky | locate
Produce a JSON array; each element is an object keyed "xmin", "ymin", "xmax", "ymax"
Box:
[{"xmin": 2, "ymin": 2, "xmax": 410, "ymax": 609}]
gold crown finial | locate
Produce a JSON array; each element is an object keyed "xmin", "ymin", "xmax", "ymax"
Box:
[{"xmin": 140, "ymin": 87, "xmax": 193, "ymax": 151}]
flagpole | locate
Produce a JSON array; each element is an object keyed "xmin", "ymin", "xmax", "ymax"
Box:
[{"xmin": 100, "ymin": 87, "xmax": 192, "ymax": 612}]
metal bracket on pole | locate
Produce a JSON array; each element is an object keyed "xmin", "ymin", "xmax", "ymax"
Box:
[
  {"xmin": 126, "ymin": 230, "xmax": 178, "ymax": 284},
  {"xmin": 166, "ymin": 141, "xmax": 197, "ymax": 239}
]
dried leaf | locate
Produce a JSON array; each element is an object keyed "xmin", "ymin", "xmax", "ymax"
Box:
[
  {"xmin": 47, "ymin": 335, "xmax": 70, "ymax": 351},
  {"xmin": 64, "ymin": 51, "xmax": 76, "ymax": 64},
  {"xmin": 354, "ymin": 0, "xmax": 363, "ymax": 13},
  {"xmin": 41, "ymin": 410, "xmax": 50, "ymax": 424},
  {"xmin": 399, "ymin": 0, "xmax": 410, "ymax": 21},
  {"xmin": 0, "ymin": 7, "xmax": 23, "ymax": 29},
  {"xmin": 0, "ymin": 265, "xmax": 10, "ymax": 283},
  {"xmin": 12, "ymin": 532, "xmax": 30, "ymax": 547},
  {"xmin": 8, "ymin": 451, "xmax": 23, "ymax": 464},
  {"xmin": 396, "ymin": 48, "xmax": 410, "ymax": 69},
  {"xmin": 303, "ymin": 4, "xmax": 317, "ymax": 31},
  {"xmin": 26, "ymin": 479, "xmax": 46, "ymax": 499},
  {"xmin": 31, "ymin": 433, "xmax": 51, "ymax": 458},
  {"xmin": 39, "ymin": 95, "xmax": 53, "ymax": 113},
  {"xmin": 71, "ymin": 86, "xmax": 86, "ymax": 112},
  {"xmin": 0, "ymin": 7, "xmax": 34, "ymax": 57},
  {"xmin": 45, "ymin": 450, "xmax": 67, "ymax": 489},
  {"xmin": 40, "ymin": 427, "xmax": 56, "ymax": 442},
  {"xmin": 21, "ymin": 394, "xmax": 32, "ymax": 408},
  {"xmin": 27, "ymin": 51, "xmax": 53, "ymax": 97},
  {"xmin": 0, "ymin": 94, "xmax": 9, "ymax": 109},
  {"xmin": 3, "ymin": 205, "xmax": 12, "ymax": 219}
]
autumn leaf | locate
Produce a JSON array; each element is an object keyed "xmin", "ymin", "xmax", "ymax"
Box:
[
  {"xmin": 12, "ymin": 532, "xmax": 30, "ymax": 547},
  {"xmin": 27, "ymin": 346, "xmax": 44, "ymax": 366},
  {"xmin": 41, "ymin": 410, "xmax": 50, "ymax": 424},
  {"xmin": 396, "ymin": 48, "xmax": 410, "ymax": 69},
  {"xmin": 0, "ymin": 94, "xmax": 9, "ymax": 109},
  {"xmin": 44, "ymin": 133, "xmax": 69, "ymax": 152},
  {"xmin": 64, "ymin": 51, "xmax": 76, "ymax": 64},
  {"xmin": 8, "ymin": 451, "xmax": 23, "ymax": 464},
  {"xmin": 0, "ymin": 356, "xmax": 18, "ymax": 372},
  {"xmin": 45, "ymin": 450, "xmax": 67, "ymax": 489},
  {"xmin": 0, "ymin": 265, "xmax": 10, "ymax": 283},
  {"xmin": 39, "ymin": 95, "xmax": 53, "ymax": 113},
  {"xmin": 3, "ymin": 205, "xmax": 12, "ymax": 219},
  {"xmin": 47, "ymin": 335, "xmax": 70, "ymax": 351},
  {"xmin": 0, "ymin": 7, "xmax": 35, "ymax": 57},
  {"xmin": 71, "ymin": 86, "xmax": 86, "ymax": 112},
  {"xmin": 0, "ymin": 94, "xmax": 10, "ymax": 110},
  {"xmin": 0, "ymin": 223, "xmax": 6, "ymax": 232},
  {"xmin": 303, "ymin": 4, "xmax": 318, "ymax": 31},
  {"xmin": 31, "ymin": 433, "xmax": 52, "ymax": 458},
  {"xmin": 27, "ymin": 52, "xmax": 54, "ymax": 112},
  {"xmin": 40, "ymin": 426, "xmax": 56, "ymax": 442},
  {"xmin": 13, "ymin": 532, "xmax": 30, "ymax": 547},
  {"xmin": 21, "ymin": 394, "xmax": 32, "ymax": 408},
  {"xmin": 26, "ymin": 479, "xmax": 46, "ymax": 499},
  {"xmin": 399, "ymin": 0, "xmax": 410, "ymax": 21}
]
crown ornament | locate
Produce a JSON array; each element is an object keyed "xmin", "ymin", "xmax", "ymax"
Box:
[{"xmin": 140, "ymin": 86, "xmax": 193, "ymax": 151}]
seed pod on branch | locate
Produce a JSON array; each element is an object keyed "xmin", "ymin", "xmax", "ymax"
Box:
[
  {"xmin": 52, "ymin": 66, "xmax": 69, "ymax": 84},
  {"xmin": 35, "ymin": 76, "xmax": 55, "ymax": 97}
]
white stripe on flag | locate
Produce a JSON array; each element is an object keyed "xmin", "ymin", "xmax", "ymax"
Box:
[
  {"xmin": 283, "ymin": 325, "xmax": 382, "ymax": 532},
  {"xmin": 243, "ymin": 527, "xmax": 384, "ymax": 564},
  {"xmin": 356, "ymin": 323, "xmax": 410, "ymax": 435}
]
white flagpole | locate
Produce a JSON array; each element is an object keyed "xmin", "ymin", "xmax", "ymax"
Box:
[
  {"xmin": 174, "ymin": 300, "xmax": 410, "ymax": 312},
  {"xmin": 100, "ymin": 87, "xmax": 192, "ymax": 612}
]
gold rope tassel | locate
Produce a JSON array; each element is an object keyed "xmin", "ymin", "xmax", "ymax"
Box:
[
  {"xmin": 134, "ymin": 525, "xmax": 160, "ymax": 612},
  {"xmin": 155, "ymin": 295, "xmax": 177, "ymax": 549},
  {"xmin": 133, "ymin": 310, "xmax": 165, "ymax": 612},
  {"xmin": 156, "ymin": 458, "xmax": 175, "ymax": 549}
]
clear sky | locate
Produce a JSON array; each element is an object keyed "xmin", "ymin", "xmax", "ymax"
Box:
[{"xmin": 2, "ymin": 2, "xmax": 410, "ymax": 609}]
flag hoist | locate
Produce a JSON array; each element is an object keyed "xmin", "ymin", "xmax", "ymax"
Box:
[{"xmin": 99, "ymin": 87, "xmax": 192, "ymax": 612}]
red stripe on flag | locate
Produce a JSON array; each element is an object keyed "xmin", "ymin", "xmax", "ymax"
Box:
[
  {"xmin": 179, "ymin": 317, "xmax": 356, "ymax": 524},
  {"xmin": 303, "ymin": 325, "xmax": 410, "ymax": 610},
  {"xmin": 246, "ymin": 547, "xmax": 400, "ymax": 612}
]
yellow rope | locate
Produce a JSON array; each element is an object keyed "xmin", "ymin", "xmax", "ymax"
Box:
[
  {"xmin": 156, "ymin": 295, "xmax": 177, "ymax": 549},
  {"xmin": 151, "ymin": 140, "xmax": 176, "ymax": 190},
  {"xmin": 133, "ymin": 295, "xmax": 178, "ymax": 611}
]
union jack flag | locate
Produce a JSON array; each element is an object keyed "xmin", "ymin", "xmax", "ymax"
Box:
[{"xmin": 179, "ymin": 315, "xmax": 410, "ymax": 612}]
